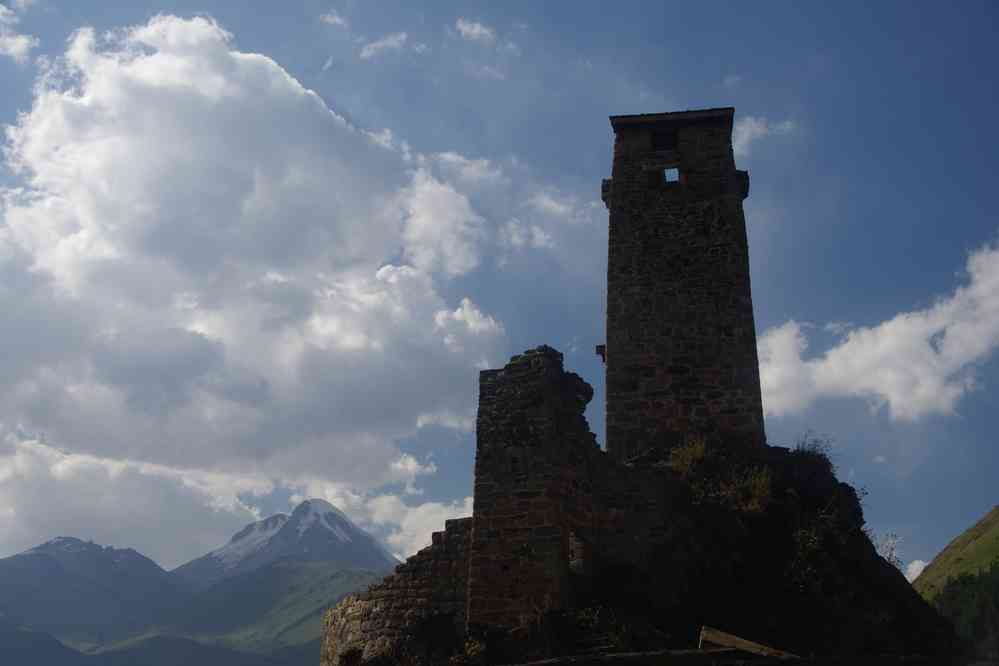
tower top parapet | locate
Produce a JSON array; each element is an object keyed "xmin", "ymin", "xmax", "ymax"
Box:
[{"xmin": 609, "ymin": 106, "xmax": 734, "ymax": 132}]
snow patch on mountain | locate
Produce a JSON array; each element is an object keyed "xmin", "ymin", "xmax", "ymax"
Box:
[
  {"xmin": 171, "ymin": 499, "xmax": 397, "ymax": 590},
  {"xmin": 29, "ymin": 536, "xmax": 91, "ymax": 553},
  {"xmin": 210, "ymin": 513, "xmax": 288, "ymax": 570},
  {"xmin": 293, "ymin": 499, "xmax": 354, "ymax": 541}
]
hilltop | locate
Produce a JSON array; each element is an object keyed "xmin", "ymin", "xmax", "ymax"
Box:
[{"xmin": 914, "ymin": 505, "xmax": 999, "ymax": 601}]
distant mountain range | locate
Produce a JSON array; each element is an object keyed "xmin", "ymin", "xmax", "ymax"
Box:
[
  {"xmin": 0, "ymin": 499, "xmax": 398, "ymax": 666},
  {"xmin": 0, "ymin": 536, "xmax": 188, "ymax": 645},
  {"xmin": 913, "ymin": 504, "xmax": 999, "ymax": 601}
]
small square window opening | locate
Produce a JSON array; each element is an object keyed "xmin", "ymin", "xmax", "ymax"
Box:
[{"xmin": 664, "ymin": 167, "xmax": 680, "ymax": 183}]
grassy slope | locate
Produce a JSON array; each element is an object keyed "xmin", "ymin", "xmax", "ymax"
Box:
[
  {"xmin": 209, "ymin": 561, "xmax": 383, "ymax": 652},
  {"xmin": 100, "ymin": 560, "xmax": 382, "ymax": 656},
  {"xmin": 96, "ymin": 636, "xmax": 279, "ymax": 666},
  {"xmin": 0, "ymin": 624, "xmax": 322, "ymax": 666},
  {"xmin": 914, "ymin": 505, "xmax": 999, "ymax": 601},
  {"xmin": 0, "ymin": 625, "xmax": 91, "ymax": 666}
]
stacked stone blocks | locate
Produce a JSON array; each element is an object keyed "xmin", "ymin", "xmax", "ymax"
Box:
[
  {"xmin": 321, "ymin": 517, "xmax": 471, "ymax": 663},
  {"xmin": 603, "ymin": 108, "xmax": 764, "ymax": 460}
]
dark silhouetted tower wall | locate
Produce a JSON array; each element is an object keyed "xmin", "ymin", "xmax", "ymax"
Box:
[{"xmin": 601, "ymin": 108, "xmax": 765, "ymax": 461}]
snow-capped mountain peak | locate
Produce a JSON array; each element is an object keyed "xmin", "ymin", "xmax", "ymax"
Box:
[
  {"xmin": 290, "ymin": 499, "xmax": 353, "ymax": 541},
  {"xmin": 28, "ymin": 536, "xmax": 99, "ymax": 554},
  {"xmin": 26, "ymin": 537, "xmax": 147, "ymax": 565},
  {"xmin": 171, "ymin": 498, "xmax": 397, "ymax": 591}
]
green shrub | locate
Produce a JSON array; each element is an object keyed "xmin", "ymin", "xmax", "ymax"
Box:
[
  {"xmin": 934, "ymin": 560, "xmax": 999, "ymax": 658},
  {"xmin": 790, "ymin": 431, "xmax": 835, "ymax": 475},
  {"xmin": 669, "ymin": 436, "xmax": 707, "ymax": 477}
]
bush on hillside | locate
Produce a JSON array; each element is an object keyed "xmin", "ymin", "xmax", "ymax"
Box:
[{"xmin": 934, "ymin": 560, "xmax": 999, "ymax": 659}]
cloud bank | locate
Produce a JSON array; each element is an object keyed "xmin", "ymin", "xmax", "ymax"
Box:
[
  {"xmin": 0, "ymin": 13, "xmax": 611, "ymax": 564},
  {"xmin": 760, "ymin": 242, "xmax": 999, "ymax": 420},
  {"xmin": 0, "ymin": 14, "xmax": 514, "ymax": 562}
]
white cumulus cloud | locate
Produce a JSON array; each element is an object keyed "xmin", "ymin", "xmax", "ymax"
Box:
[
  {"xmin": 320, "ymin": 10, "xmax": 348, "ymax": 28},
  {"xmin": 455, "ymin": 18, "xmax": 496, "ymax": 45},
  {"xmin": 359, "ymin": 32, "xmax": 407, "ymax": 60},
  {"xmin": 905, "ymin": 559, "xmax": 927, "ymax": 583},
  {"xmin": 0, "ymin": 432, "xmax": 272, "ymax": 568},
  {"xmin": 0, "ymin": 12, "xmax": 624, "ymax": 565},
  {"xmin": 433, "ymin": 152, "xmax": 506, "ymax": 186},
  {"xmin": 0, "ymin": 2, "xmax": 38, "ymax": 62},
  {"xmin": 400, "ymin": 169, "xmax": 484, "ymax": 276},
  {"xmin": 529, "ymin": 191, "xmax": 575, "ymax": 218},
  {"xmin": 759, "ymin": 241, "xmax": 999, "ymax": 420},
  {"xmin": 732, "ymin": 115, "xmax": 795, "ymax": 157},
  {"xmin": 500, "ymin": 219, "xmax": 553, "ymax": 250},
  {"xmin": 0, "ymin": 431, "xmax": 474, "ymax": 563},
  {"xmin": 287, "ymin": 479, "xmax": 473, "ymax": 559},
  {"xmin": 366, "ymin": 494, "xmax": 473, "ymax": 560},
  {"xmin": 434, "ymin": 297, "xmax": 504, "ymax": 355},
  {"xmin": 0, "ymin": 14, "xmax": 513, "ymax": 563}
]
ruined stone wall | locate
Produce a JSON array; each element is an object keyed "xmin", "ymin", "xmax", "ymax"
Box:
[
  {"xmin": 467, "ymin": 346, "xmax": 599, "ymax": 630},
  {"xmin": 321, "ymin": 346, "xmax": 677, "ymax": 662},
  {"xmin": 320, "ymin": 518, "xmax": 471, "ymax": 665},
  {"xmin": 603, "ymin": 109, "xmax": 765, "ymax": 461},
  {"xmin": 467, "ymin": 346, "xmax": 676, "ymax": 632}
]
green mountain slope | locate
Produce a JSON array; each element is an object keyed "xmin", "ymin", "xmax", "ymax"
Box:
[
  {"xmin": 0, "ymin": 537, "xmax": 190, "ymax": 648},
  {"xmin": 0, "ymin": 624, "xmax": 318, "ymax": 666},
  {"xmin": 141, "ymin": 559, "xmax": 383, "ymax": 653},
  {"xmin": 96, "ymin": 635, "xmax": 292, "ymax": 666},
  {"xmin": 216, "ymin": 563, "xmax": 381, "ymax": 651},
  {"xmin": 0, "ymin": 501, "xmax": 391, "ymax": 662},
  {"xmin": 914, "ymin": 505, "xmax": 999, "ymax": 601},
  {"xmin": 932, "ymin": 561, "xmax": 999, "ymax": 659},
  {"xmin": 0, "ymin": 621, "xmax": 91, "ymax": 666}
]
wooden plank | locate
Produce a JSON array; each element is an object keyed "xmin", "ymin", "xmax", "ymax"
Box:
[{"xmin": 698, "ymin": 625, "xmax": 799, "ymax": 659}]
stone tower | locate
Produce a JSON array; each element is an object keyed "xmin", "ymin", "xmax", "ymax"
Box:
[{"xmin": 601, "ymin": 107, "xmax": 765, "ymax": 460}]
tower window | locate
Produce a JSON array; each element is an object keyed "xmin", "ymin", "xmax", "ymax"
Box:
[{"xmin": 664, "ymin": 167, "xmax": 680, "ymax": 183}]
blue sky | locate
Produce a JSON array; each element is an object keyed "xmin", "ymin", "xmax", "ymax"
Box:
[{"xmin": 0, "ymin": 1, "xmax": 996, "ymax": 580}]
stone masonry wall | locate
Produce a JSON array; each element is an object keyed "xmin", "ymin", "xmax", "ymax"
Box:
[
  {"xmin": 603, "ymin": 109, "xmax": 765, "ymax": 461},
  {"xmin": 320, "ymin": 517, "xmax": 471, "ymax": 665},
  {"xmin": 467, "ymin": 346, "xmax": 676, "ymax": 632},
  {"xmin": 320, "ymin": 346, "xmax": 676, "ymax": 663},
  {"xmin": 467, "ymin": 346, "xmax": 599, "ymax": 630}
]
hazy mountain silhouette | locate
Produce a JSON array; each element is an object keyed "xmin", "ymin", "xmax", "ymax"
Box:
[{"xmin": 0, "ymin": 499, "xmax": 397, "ymax": 664}]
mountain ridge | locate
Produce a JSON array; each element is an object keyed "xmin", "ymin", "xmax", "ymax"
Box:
[
  {"xmin": 0, "ymin": 535, "xmax": 188, "ymax": 646},
  {"xmin": 0, "ymin": 498, "xmax": 397, "ymax": 662},
  {"xmin": 171, "ymin": 498, "xmax": 398, "ymax": 591}
]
